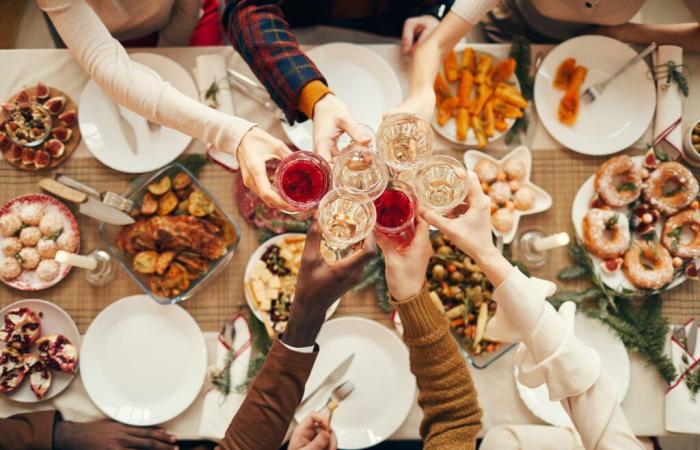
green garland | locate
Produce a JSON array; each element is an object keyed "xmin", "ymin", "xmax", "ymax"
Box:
[
  {"xmin": 506, "ymin": 35, "xmax": 533, "ymax": 145},
  {"xmin": 235, "ymin": 310, "xmax": 272, "ymax": 393}
]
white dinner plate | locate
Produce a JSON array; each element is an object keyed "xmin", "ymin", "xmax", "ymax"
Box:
[
  {"xmin": 0, "ymin": 299, "xmax": 80, "ymax": 403},
  {"xmin": 243, "ymin": 233, "xmax": 339, "ymax": 324},
  {"xmin": 281, "ymin": 43, "xmax": 402, "ymax": 150},
  {"xmin": 81, "ymin": 295, "xmax": 207, "ymax": 425},
  {"xmin": 571, "ymin": 156, "xmax": 686, "ymax": 292},
  {"xmin": 301, "ymin": 317, "xmax": 415, "ymax": 449},
  {"xmin": 79, "ymin": 53, "xmax": 197, "ymax": 173},
  {"xmin": 515, "ymin": 313, "xmax": 630, "ymax": 427},
  {"xmin": 534, "ymin": 35, "xmax": 656, "ymax": 155}
]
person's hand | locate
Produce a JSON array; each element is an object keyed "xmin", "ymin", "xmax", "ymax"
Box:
[
  {"xmin": 282, "ymin": 221, "xmax": 376, "ymax": 347},
  {"xmin": 377, "ymin": 217, "xmax": 433, "ymax": 301},
  {"xmin": 54, "ymin": 420, "xmax": 177, "ymax": 450},
  {"xmin": 402, "ymin": 15, "xmax": 440, "ymax": 55},
  {"xmin": 289, "ymin": 412, "xmax": 338, "ymax": 450},
  {"xmin": 419, "ymin": 171, "xmax": 495, "ymax": 259},
  {"xmin": 312, "ymin": 94, "xmax": 372, "ymax": 160},
  {"xmin": 237, "ymin": 126, "xmax": 293, "ymax": 210},
  {"xmin": 385, "ymin": 88, "xmax": 436, "ymax": 121}
]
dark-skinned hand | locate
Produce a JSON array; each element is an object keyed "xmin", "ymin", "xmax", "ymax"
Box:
[{"xmin": 54, "ymin": 419, "xmax": 178, "ymax": 450}]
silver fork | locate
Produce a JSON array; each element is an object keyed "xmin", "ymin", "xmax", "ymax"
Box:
[
  {"xmin": 580, "ymin": 42, "xmax": 657, "ymax": 104},
  {"xmin": 320, "ymin": 380, "xmax": 355, "ymax": 427}
]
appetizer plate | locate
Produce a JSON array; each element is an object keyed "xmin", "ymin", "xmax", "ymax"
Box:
[
  {"xmin": 571, "ymin": 156, "xmax": 686, "ymax": 292},
  {"xmin": 79, "ymin": 53, "xmax": 197, "ymax": 173},
  {"xmin": 299, "ymin": 317, "xmax": 415, "ymax": 449},
  {"xmin": 0, "ymin": 299, "xmax": 80, "ymax": 403},
  {"xmin": 464, "ymin": 146, "xmax": 552, "ymax": 244},
  {"xmin": 81, "ymin": 295, "xmax": 207, "ymax": 425},
  {"xmin": 515, "ymin": 313, "xmax": 630, "ymax": 427},
  {"xmin": 0, "ymin": 193, "xmax": 79, "ymax": 291},
  {"xmin": 432, "ymin": 46, "xmax": 520, "ymax": 147},
  {"xmin": 534, "ymin": 35, "xmax": 656, "ymax": 155},
  {"xmin": 243, "ymin": 233, "xmax": 339, "ymax": 325},
  {"xmin": 280, "ymin": 43, "xmax": 402, "ymax": 150}
]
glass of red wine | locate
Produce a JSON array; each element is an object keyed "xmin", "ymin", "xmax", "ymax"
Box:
[
  {"xmin": 274, "ymin": 151, "xmax": 332, "ymax": 211},
  {"xmin": 373, "ymin": 180, "xmax": 417, "ymax": 249}
]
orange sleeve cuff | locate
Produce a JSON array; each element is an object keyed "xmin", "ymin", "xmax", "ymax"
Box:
[{"xmin": 298, "ymin": 80, "xmax": 332, "ymax": 120}]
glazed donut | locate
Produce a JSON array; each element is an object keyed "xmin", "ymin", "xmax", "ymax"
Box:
[
  {"xmin": 583, "ymin": 208, "xmax": 630, "ymax": 259},
  {"xmin": 662, "ymin": 209, "xmax": 700, "ymax": 258},
  {"xmin": 594, "ymin": 155, "xmax": 642, "ymax": 207},
  {"xmin": 643, "ymin": 162, "xmax": 699, "ymax": 215},
  {"xmin": 623, "ymin": 240, "xmax": 674, "ymax": 290}
]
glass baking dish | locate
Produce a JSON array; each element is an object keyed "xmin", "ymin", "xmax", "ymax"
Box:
[
  {"xmin": 99, "ymin": 162, "xmax": 240, "ymax": 304},
  {"xmin": 459, "ymin": 337, "xmax": 516, "ymax": 369}
]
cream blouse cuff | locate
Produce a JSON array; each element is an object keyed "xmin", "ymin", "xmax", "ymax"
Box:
[{"xmin": 449, "ymin": 0, "xmax": 500, "ymax": 24}]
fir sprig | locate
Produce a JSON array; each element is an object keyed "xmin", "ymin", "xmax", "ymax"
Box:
[
  {"xmin": 666, "ymin": 61, "xmax": 689, "ymax": 98},
  {"xmin": 235, "ymin": 311, "xmax": 272, "ymax": 393},
  {"xmin": 506, "ymin": 35, "xmax": 533, "ymax": 145}
]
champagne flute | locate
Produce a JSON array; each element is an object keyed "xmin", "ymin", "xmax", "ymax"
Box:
[
  {"xmin": 414, "ymin": 155, "xmax": 468, "ymax": 215},
  {"xmin": 318, "ymin": 188, "xmax": 376, "ymax": 261},
  {"xmin": 274, "ymin": 151, "xmax": 332, "ymax": 211},
  {"xmin": 373, "ymin": 180, "xmax": 418, "ymax": 249},
  {"xmin": 376, "ymin": 113, "xmax": 434, "ymax": 174},
  {"xmin": 333, "ymin": 141, "xmax": 389, "ymax": 200}
]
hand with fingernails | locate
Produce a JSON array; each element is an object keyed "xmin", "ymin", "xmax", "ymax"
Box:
[
  {"xmin": 401, "ymin": 15, "xmax": 440, "ymax": 55},
  {"xmin": 289, "ymin": 412, "xmax": 338, "ymax": 450},
  {"xmin": 312, "ymin": 94, "xmax": 373, "ymax": 160},
  {"xmin": 54, "ymin": 419, "xmax": 178, "ymax": 450}
]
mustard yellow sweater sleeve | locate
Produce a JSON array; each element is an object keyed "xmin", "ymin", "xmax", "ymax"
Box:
[{"xmin": 392, "ymin": 285, "xmax": 482, "ymax": 450}]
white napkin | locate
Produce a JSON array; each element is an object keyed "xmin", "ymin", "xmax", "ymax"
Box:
[
  {"xmin": 193, "ymin": 54, "xmax": 239, "ymax": 170},
  {"xmin": 652, "ymin": 45, "xmax": 684, "ymax": 160},
  {"xmin": 198, "ymin": 315, "xmax": 252, "ymax": 441},
  {"xmin": 665, "ymin": 320, "xmax": 700, "ymax": 434}
]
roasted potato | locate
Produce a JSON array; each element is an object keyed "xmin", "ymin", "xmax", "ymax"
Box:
[
  {"xmin": 173, "ymin": 172, "xmax": 192, "ymax": 190},
  {"xmin": 147, "ymin": 176, "xmax": 172, "ymax": 196},
  {"xmin": 176, "ymin": 199, "xmax": 190, "ymax": 215},
  {"xmin": 133, "ymin": 250, "xmax": 159, "ymax": 274},
  {"xmin": 155, "ymin": 251, "xmax": 176, "ymax": 275},
  {"xmin": 140, "ymin": 192, "xmax": 158, "ymax": 216},
  {"xmin": 158, "ymin": 191, "xmax": 178, "ymax": 216},
  {"xmin": 188, "ymin": 190, "xmax": 214, "ymax": 217},
  {"xmin": 160, "ymin": 262, "xmax": 187, "ymax": 290},
  {"xmin": 174, "ymin": 185, "xmax": 193, "ymax": 201}
]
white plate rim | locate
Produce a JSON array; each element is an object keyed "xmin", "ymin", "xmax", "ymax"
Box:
[{"xmin": 80, "ymin": 295, "xmax": 207, "ymax": 425}]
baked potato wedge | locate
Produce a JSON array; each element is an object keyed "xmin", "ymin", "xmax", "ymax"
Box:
[
  {"xmin": 173, "ymin": 172, "xmax": 192, "ymax": 190},
  {"xmin": 157, "ymin": 191, "xmax": 178, "ymax": 216},
  {"xmin": 133, "ymin": 250, "xmax": 159, "ymax": 274},
  {"xmin": 140, "ymin": 192, "xmax": 158, "ymax": 216},
  {"xmin": 188, "ymin": 190, "xmax": 214, "ymax": 217},
  {"xmin": 147, "ymin": 176, "xmax": 172, "ymax": 196}
]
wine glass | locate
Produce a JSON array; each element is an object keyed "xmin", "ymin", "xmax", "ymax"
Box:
[
  {"xmin": 376, "ymin": 113, "xmax": 434, "ymax": 174},
  {"xmin": 318, "ymin": 188, "xmax": 376, "ymax": 260},
  {"xmin": 274, "ymin": 151, "xmax": 332, "ymax": 211},
  {"xmin": 336, "ymin": 123, "xmax": 376, "ymax": 151},
  {"xmin": 414, "ymin": 155, "xmax": 468, "ymax": 215},
  {"xmin": 333, "ymin": 141, "xmax": 389, "ymax": 201},
  {"xmin": 373, "ymin": 179, "xmax": 418, "ymax": 249}
]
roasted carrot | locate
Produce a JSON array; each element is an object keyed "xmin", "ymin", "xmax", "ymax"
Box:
[
  {"xmin": 456, "ymin": 107, "xmax": 469, "ymax": 141},
  {"xmin": 491, "ymin": 58, "xmax": 517, "ymax": 84},
  {"xmin": 470, "ymin": 83, "xmax": 492, "ymax": 115},
  {"xmin": 567, "ymin": 65, "xmax": 588, "ymax": 92},
  {"xmin": 460, "ymin": 47, "xmax": 476, "ymax": 75},
  {"xmin": 444, "ymin": 50, "xmax": 459, "ymax": 82},
  {"xmin": 433, "ymin": 72, "xmax": 451, "ymax": 101},
  {"xmin": 554, "ymin": 57, "xmax": 577, "ymax": 90},
  {"xmin": 457, "ymin": 71, "xmax": 474, "ymax": 108},
  {"xmin": 494, "ymin": 83, "xmax": 527, "ymax": 109},
  {"xmin": 471, "ymin": 114, "xmax": 487, "ymax": 148},
  {"xmin": 474, "ymin": 54, "xmax": 493, "ymax": 85},
  {"xmin": 558, "ymin": 89, "xmax": 579, "ymax": 125},
  {"xmin": 437, "ymin": 96, "xmax": 458, "ymax": 126},
  {"xmin": 483, "ymin": 100, "xmax": 495, "ymax": 137}
]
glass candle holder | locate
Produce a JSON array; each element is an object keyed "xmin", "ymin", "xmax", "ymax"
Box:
[
  {"xmin": 333, "ymin": 141, "xmax": 389, "ymax": 201},
  {"xmin": 318, "ymin": 188, "xmax": 376, "ymax": 261},
  {"xmin": 274, "ymin": 151, "xmax": 332, "ymax": 211},
  {"xmin": 414, "ymin": 155, "xmax": 468, "ymax": 215},
  {"xmin": 376, "ymin": 113, "xmax": 434, "ymax": 174},
  {"xmin": 373, "ymin": 180, "xmax": 417, "ymax": 249}
]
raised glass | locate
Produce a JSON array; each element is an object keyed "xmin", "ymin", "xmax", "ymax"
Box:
[
  {"xmin": 373, "ymin": 180, "xmax": 417, "ymax": 249},
  {"xmin": 333, "ymin": 142, "xmax": 389, "ymax": 201},
  {"xmin": 376, "ymin": 113, "xmax": 434, "ymax": 173},
  {"xmin": 318, "ymin": 188, "xmax": 376, "ymax": 260},
  {"xmin": 274, "ymin": 151, "xmax": 332, "ymax": 210},
  {"xmin": 414, "ymin": 155, "xmax": 468, "ymax": 215}
]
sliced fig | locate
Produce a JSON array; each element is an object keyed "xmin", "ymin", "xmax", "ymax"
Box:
[
  {"xmin": 33, "ymin": 150, "xmax": 51, "ymax": 169},
  {"xmin": 643, "ymin": 149, "xmax": 658, "ymax": 169},
  {"xmin": 58, "ymin": 110, "xmax": 77, "ymax": 127},
  {"xmin": 601, "ymin": 258, "xmax": 622, "ymax": 273},
  {"xmin": 15, "ymin": 90, "xmax": 29, "ymax": 103},
  {"xmin": 45, "ymin": 139, "xmax": 65, "ymax": 158},
  {"xmin": 21, "ymin": 147, "xmax": 35, "ymax": 166},
  {"xmin": 1, "ymin": 103, "xmax": 16, "ymax": 114},
  {"xmin": 0, "ymin": 133, "xmax": 9, "ymax": 150},
  {"xmin": 5, "ymin": 144, "xmax": 22, "ymax": 163},
  {"xmin": 44, "ymin": 96, "xmax": 66, "ymax": 115},
  {"xmin": 35, "ymin": 82, "xmax": 50, "ymax": 100},
  {"xmin": 51, "ymin": 126, "xmax": 72, "ymax": 142},
  {"xmin": 30, "ymin": 127, "xmax": 44, "ymax": 139},
  {"xmin": 685, "ymin": 263, "xmax": 699, "ymax": 280}
]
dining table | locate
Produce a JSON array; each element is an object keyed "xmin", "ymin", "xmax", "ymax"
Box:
[{"xmin": 1, "ymin": 37, "xmax": 700, "ymax": 443}]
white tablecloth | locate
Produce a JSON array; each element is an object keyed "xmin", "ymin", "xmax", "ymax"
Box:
[{"xmin": 2, "ymin": 41, "xmax": 700, "ymax": 441}]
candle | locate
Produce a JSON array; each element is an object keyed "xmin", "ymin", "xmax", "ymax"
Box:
[
  {"xmin": 533, "ymin": 232, "xmax": 570, "ymax": 252},
  {"xmin": 55, "ymin": 250, "xmax": 98, "ymax": 271}
]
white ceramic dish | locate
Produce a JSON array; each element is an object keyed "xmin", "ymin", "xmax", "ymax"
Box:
[
  {"xmin": 571, "ymin": 156, "xmax": 686, "ymax": 292},
  {"xmin": 464, "ymin": 146, "xmax": 552, "ymax": 244},
  {"xmin": 534, "ymin": 35, "xmax": 656, "ymax": 155},
  {"xmin": 300, "ymin": 317, "xmax": 416, "ymax": 449},
  {"xmin": 79, "ymin": 53, "xmax": 197, "ymax": 173},
  {"xmin": 280, "ymin": 43, "xmax": 402, "ymax": 151},
  {"xmin": 243, "ymin": 233, "xmax": 339, "ymax": 325},
  {"xmin": 0, "ymin": 299, "xmax": 80, "ymax": 403},
  {"xmin": 80, "ymin": 295, "xmax": 207, "ymax": 425},
  {"xmin": 432, "ymin": 46, "xmax": 520, "ymax": 147},
  {"xmin": 515, "ymin": 313, "xmax": 630, "ymax": 427}
]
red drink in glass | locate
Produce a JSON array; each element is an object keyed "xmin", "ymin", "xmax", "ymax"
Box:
[
  {"xmin": 275, "ymin": 151, "xmax": 332, "ymax": 210},
  {"xmin": 373, "ymin": 180, "xmax": 417, "ymax": 248}
]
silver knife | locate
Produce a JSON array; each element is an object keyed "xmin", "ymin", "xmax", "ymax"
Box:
[
  {"xmin": 56, "ymin": 174, "xmax": 101, "ymax": 198},
  {"xmin": 39, "ymin": 178, "xmax": 134, "ymax": 225},
  {"xmin": 687, "ymin": 319, "xmax": 698, "ymax": 356},
  {"xmin": 297, "ymin": 353, "xmax": 354, "ymax": 411}
]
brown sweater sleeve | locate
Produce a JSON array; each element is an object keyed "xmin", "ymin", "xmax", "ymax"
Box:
[
  {"xmin": 392, "ymin": 286, "xmax": 482, "ymax": 450},
  {"xmin": 0, "ymin": 410, "xmax": 58, "ymax": 450},
  {"xmin": 217, "ymin": 339, "xmax": 317, "ymax": 450}
]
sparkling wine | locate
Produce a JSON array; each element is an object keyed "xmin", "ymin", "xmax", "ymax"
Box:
[
  {"xmin": 377, "ymin": 113, "xmax": 434, "ymax": 173},
  {"xmin": 333, "ymin": 142, "xmax": 388, "ymax": 200},
  {"xmin": 373, "ymin": 180, "xmax": 417, "ymax": 248},
  {"xmin": 319, "ymin": 189, "xmax": 375, "ymax": 247},
  {"xmin": 275, "ymin": 151, "xmax": 332, "ymax": 209},
  {"xmin": 414, "ymin": 155, "xmax": 468, "ymax": 214}
]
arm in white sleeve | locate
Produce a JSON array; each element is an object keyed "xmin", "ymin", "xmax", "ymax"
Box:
[
  {"xmin": 38, "ymin": 0, "xmax": 255, "ymax": 154},
  {"xmin": 486, "ymin": 269, "xmax": 645, "ymax": 450},
  {"xmin": 449, "ymin": 0, "xmax": 499, "ymax": 25},
  {"xmin": 158, "ymin": 0, "xmax": 201, "ymax": 47}
]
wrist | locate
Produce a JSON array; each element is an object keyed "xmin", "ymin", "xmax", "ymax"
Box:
[
  {"xmin": 281, "ymin": 304, "xmax": 325, "ymax": 347},
  {"xmin": 53, "ymin": 420, "xmax": 74, "ymax": 449},
  {"xmin": 389, "ymin": 282, "xmax": 423, "ymax": 303}
]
